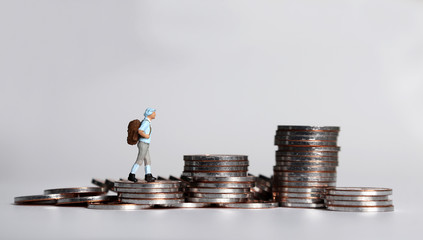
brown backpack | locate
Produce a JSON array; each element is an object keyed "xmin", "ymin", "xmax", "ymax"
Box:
[{"xmin": 127, "ymin": 119, "xmax": 141, "ymax": 145}]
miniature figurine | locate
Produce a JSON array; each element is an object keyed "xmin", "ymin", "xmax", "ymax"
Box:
[{"xmin": 127, "ymin": 107, "xmax": 157, "ymax": 182}]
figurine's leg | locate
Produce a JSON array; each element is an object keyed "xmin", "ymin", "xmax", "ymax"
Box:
[
  {"xmin": 128, "ymin": 141, "xmax": 149, "ymax": 182},
  {"xmin": 144, "ymin": 146, "xmax": 156, "ymax": 182}
]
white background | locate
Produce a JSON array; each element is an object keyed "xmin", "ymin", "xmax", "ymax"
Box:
[{"xmin": 1, "ymin": 0, "xmax": 422, "ymax": 239}]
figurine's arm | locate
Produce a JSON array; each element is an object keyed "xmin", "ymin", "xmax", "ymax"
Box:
[{"xmin": 138, "ymin": 130, "xmax": 150, "ymax": 139}]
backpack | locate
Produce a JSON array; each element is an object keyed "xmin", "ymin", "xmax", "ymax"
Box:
[{"xmin": 127, "ymin": 119, "xmax": 141, "ymax": 145}]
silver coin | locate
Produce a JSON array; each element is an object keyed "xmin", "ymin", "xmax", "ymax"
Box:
[
  {"xmin": 275, "ymin": 141, "xmax": 337, "ymax": 146},
  {"xmin": 120, "ymin": 198, "xmax": 185, "ymax": 204},
  {"xmin": 279, "ymin": 202, "xmax": 325, "ymax": 208},
  {"xmin": 189, "ymin": 188, "xmax": 251, "ymax": 193},
  {"xmin": 192, "ymin": 176, "xmax": 256, "ymax": 182},
  {"xmin": 273, "ymin": 187, "xmax": 326, "ymax": 193},
  {"xmin": 275, "ymin": 181, "xmax": 336, "ymax": 187},
  {"xmin": 57, "ymin": 195, "xmax": 117, "ymax": 205},
  {"xmin": 275, "ymin": 135, "xmax": 338, "ymax": 141},
  {"xmin": 91, "ymin": 179, "xmax": 110, "ymax": 189},
  {"xmin": 191, "ymin": 182, "xmax": 254, "ymax": 188},
  {"xmin": 276, "ymin": 156, "xmax": 338, "ymax": 161},
  {"xmin": 185, "ymin": 161, "xmax": 249, "ymax": 166},
  {"xmin": 275, "ymin": 176, "xmax": 337, "ymax": 181},
  {"xmin": 276, "ymin": 192, "xmax": 323, "ymax": 198},
  {"xmin": 324, "ymin": 195, "xmax": 391, "ymax": 201},
  {"xmin": 113, "ymin": 180, "xmax": 181, "ymax": 189},
  {"xmin": 187, "ymin": 197, "xmax": 248, "ymax": 203},
  {"xmin": 113, "ymin": 187, "xmax": 181, "ymax": 193},
  {"xmin": 276, "ymin": 131, "xmax": 339, "ymax": 137},
  {"xmin": 87, "ymin": 202, "xmax": 153, "ymax": 210},
  {"xmin": 184, "ymin": 155, "xmax": 248, "ymax": 161},
  {"xmin": 182, "ymin": 172, "xmax": 248, "ymax": 177},
  {"xmin": 278, "ymin": 146, "xmax": 341, "ymax": 152},
  {"xmin": 325, "ymin": 200, "xmax": 393, "ymax": 207},
  {"xmin": 276, "ymin": 151, "xmax": 338, "ymax": 157},
  {"xmin": 273, "ymin": 172, "xmax": 337, "ymax": 177},
  {"xmin": 190, "ymin": 193, "xmax": 252, "ymax": 199},
  {"xmin": 44, "ymin": 187, "xmax": 107, "ymax": 195},
  {"xmin": 325, "ymin": 187, "xmax": 393, "ymax": 196},
  {"xmin": 274, "ymin": 166, "xmax": 337, "ymax": 171},
  {"xmin": 119, "ymin": 193, "xmax": 184, "ymax": 199},
  {"xmin": 157, "ymin": 176, "xmax": 167, "ymax": 180},
  {"xmin": 159, "ymin": 202, "xmax": 210, "ymax": 208},
  {"xmin": 183, "ymin": 166, "xmax": 249, "ymax": 171},
  {"xmin": 279, "ymin": 198, "xmax": 324, "ymax": 203},
  {"xmin": 218, "ymin": 202, "xmax": 279, "ymax": 209},
  {"xmin": 275, "ymin": 161, "xmax": 338, "ymax": 167},
  {"xmin": 326, "ymin": 205, "xmax": 394, "ymax": 212},
  {"xmin": 277, "ymin": 126, "xmax": 340, "ymax": 131},
  {"xmin": 14, "ymin": 193, "xmax": 77, "ymax": 204}
]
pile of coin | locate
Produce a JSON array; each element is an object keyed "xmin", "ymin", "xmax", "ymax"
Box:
[
  {"xmin": 251, "ymin": 174, "xmax": 273, "ymax": 201},
  {"xmin": 273, "ymin": 125, "xmax": 340, "ymax": 208},
  {"xmin": 182, "ymin": 154, "xmax": 257, "ymax": 205},
  {"xmin": 14, "ymin": 186, "xmax": 115, "ymax": 205},
  {"xmin": 113, "ymin": 180, "xmax": 185, "ymax": 205},
  {"xmin": 182, "ymin": 154, "xmax": 249, "ymax": 178},
  {"xmin": 324, "ymin": 187, "xmax": 394, "ymax": 212}
]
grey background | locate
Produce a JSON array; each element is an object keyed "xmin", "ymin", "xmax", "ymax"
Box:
[{"xmin": 1, "ymin": 0, "xmax": 422, "ymax": 239}]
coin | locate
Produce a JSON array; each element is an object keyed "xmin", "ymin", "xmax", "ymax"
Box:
[
  {"xmin": 275, "ymin": 161, "xmax": 338, "ymax": 167},
  {"xmin": 56, "ymin": 195, "xmax": 117, "ymax": 205},
  {"xmin": 273, "ymin": 172, "xmax": 337, "ymax": 177},
  {"xmin": 120, "ymin": 198, "xmax": 185, "ymax": 205},
  {"xmin": 192, "ymin": 176, "xmax": 256, "ymax": 182},
  {"xmin": 91, "ymin": 179, "xmax": 110, "ymax": 189},
  {"xmin": 277, "ymin": 146, "xmax": 341, "ymax": 152},
  {"xmin": 160, "ymin": 202, "xmax": 210, "ymax": 208},
  {"xmin": 276, "ymin": 192, "xmax": 323, "ymax": 198},
  {"xmin": 274, "ymin": 181, "xmax": 336, "ymax": 187},
  {"xmin": 119, "ymin": 193, "xmax": 184, "ymax": 199},
  {"xmin": 113, "ymin": 187, "xmax": 181, "ymax": 193},
  {"xmin": 325, "ymin": 187, "xmax": 393, "ymax": 196},
  {"xmin": 184, "ymin": 155, "xmax": 248, "ymax": 161},
  {"xmin": 324, "ymin": 195, "xmax": 390, "ymax": 201},
  {"xmin": 183, "ymin": 166, "xmax": 249, "ymax": 171},
  {"xmin": 87, "ymin": 202, "xmax": 153, "ymax": 210},
  {"xmin": 190, "ymin": 193, "xmax": 252, "ymax": 199},
  {"xmin": 184, "ymin": 161, "xmax": 249, "ymax": 166},
  {"xmin": 276, "ymin": 131, "xmax": 339, "ymax": 137},
  {"xmin": 275, "ymin": 141, "xmax": 337, "ymax": 146},
  {"xmin": 14, "ymin": 193, "xmax": 77, "ymax": 204},
  {"xmin": 277, "ymin": 126, "xmax": 340, "ymax": 131},
  {"xmin": 276, "ymin": 176, "xmax": 337, "ymax": 182},
  {"xmin": 279, "ymin": 198, "xmax": 324, "ymax": 203},
  {"xmin": 44, "ymin": 187, "xmax": 107, "ymax": 195},
  {"xmin": 189, "ymin": 188, "xmax": 251, "ymax": 193},
  {"xmin": 187, "ymin": 197, "xmax": 248, "ymax": 203},
  {"xmin": 275, "ymin": 156, "xmax": 338, "ymax": 161},
  {"xmin": 276, "ymin": 151, "xmax": 338, "ymax": 157},
  {"xmin": 182, "ymin": 172, "xmax": 248, "ymax": 177},
  {"xmin": 272, "ymin": 187, "xmax": 326, "ymax": 193},
  {"xmin": 191, "ymin": 182, "xmax": 254, "ymax": 188},
  {"xmin": 326, "ymin": 205, "xmax": 394, "ymax": 212},
  {"xmin": 218, "ymin": 202, "xmax": 279, "ymax": 209},
  {"xmin": 113, "ymin": 180, "xmax": 181, "ymax": 189},
  {"xmin": 274, "ymin": 166, "xmax": 337, "ymax": 171},
  {"xmin": 275, "ymin": 135, "xmax": 338, "ymax": 141},
  {"xmin": 279, "ymin": 202, "xmax": 325, "ymax": 208},
  {"xmin": 325, "ymin": 200, "xmax": 393, "ymax": 207}
]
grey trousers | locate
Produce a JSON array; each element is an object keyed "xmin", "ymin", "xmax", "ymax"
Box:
[{"xmin": 135, "ymin": 141, "xmax": 151, "ymax": 166}]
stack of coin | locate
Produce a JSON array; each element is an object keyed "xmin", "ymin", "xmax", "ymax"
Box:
[
  {"xmin": 324, "ymin": 187, "xmax": 394, "ymax": 212},
  {"xmin": 250, "ymin": 174, "xmax": 273, "ymax": 201},
  {"xmin": 186, "ymin": 176, "xmax": 255, "ymax": 204},
  {"xmin": 273, "ymin": 125, "xmax": 340, "ymax": 208},
  {"xmin": 113, "ymin": 180, "xmax": 185, "ymax": 205},
  {"xmin": 182, "ymin": 155, "xmax": 249, "ymax": 178}
]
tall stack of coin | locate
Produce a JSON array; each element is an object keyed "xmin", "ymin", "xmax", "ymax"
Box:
[
  {"xmin": 182, "ymin": 155, "xmax": 255, "ymax": 204},
  {"xmin": 273, "ymin": 126, "xmax": 340, "ymax": 208},
  {"xmin": 324, "ymin": 187, "xmax": 394, "ymax": 212},
  {"xmin": 113, "ymin": 180, "xmax": 185, "ymax": 205}
]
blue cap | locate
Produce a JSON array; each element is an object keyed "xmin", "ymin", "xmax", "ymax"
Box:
[{"xmin": 144, "ymin": 107, "xmax": 156, "ymax": 117}]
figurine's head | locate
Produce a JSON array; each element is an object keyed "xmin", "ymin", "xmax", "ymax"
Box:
[{"xmin": 144, "ymin": 108, "xmax": 156, "ymax": 120}]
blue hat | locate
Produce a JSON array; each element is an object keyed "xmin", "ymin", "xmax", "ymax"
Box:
[{"xmin": 144, "ymin": 107, "xmax": 156, "ymax": 117}]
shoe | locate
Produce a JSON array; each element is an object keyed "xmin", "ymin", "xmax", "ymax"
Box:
[
  {"xmin": 145, "ymin": 174, "xmax": 156, "ymax": 182},
  {"xmin": 128, "ymin": 173, "xmax": 138, "ymax": 182}
]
